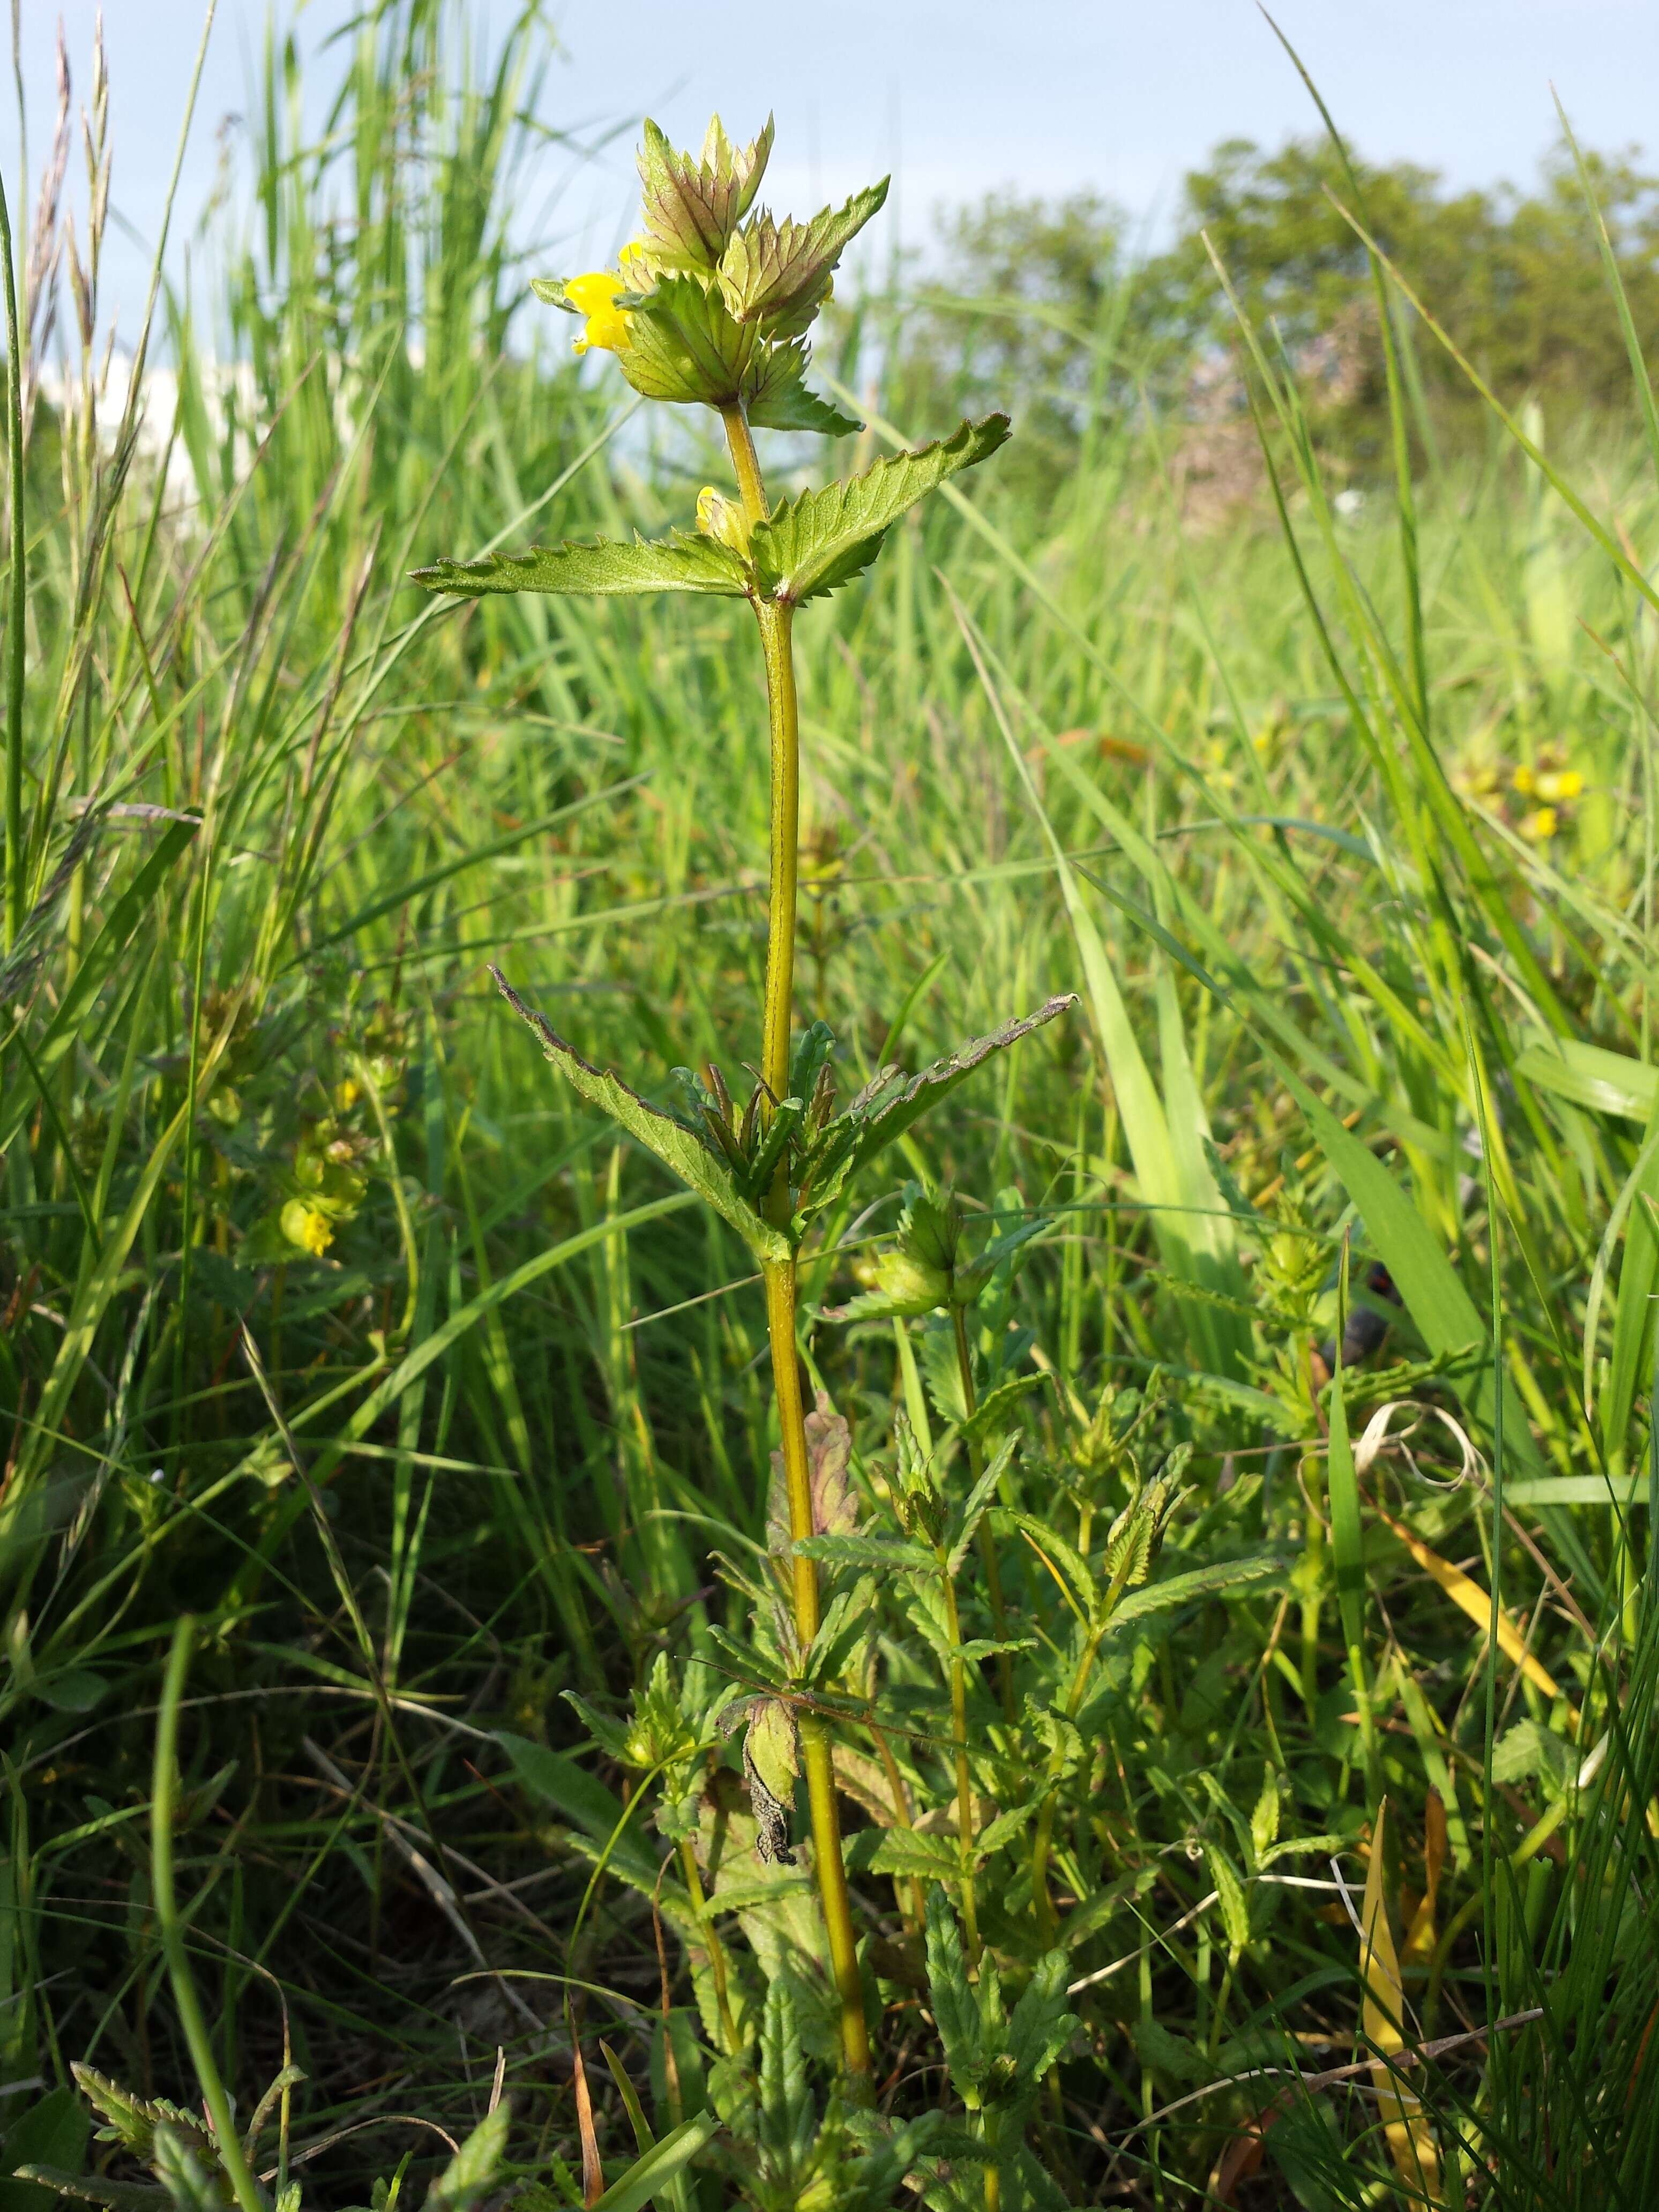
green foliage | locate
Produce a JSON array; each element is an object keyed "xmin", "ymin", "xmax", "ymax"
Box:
[
  {"xmin": 749, "ymin": 415, "xmax": 1011, "ymax": 602},
  {"xmin": 10, "ymin": 7, "xmax": 1659, "ymax": 2210},
  {"xmin": 408, "ymin": 533, "xmax": 750, "ymax": 600}
]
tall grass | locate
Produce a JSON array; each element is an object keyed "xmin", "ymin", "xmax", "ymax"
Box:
[{"xmin": 3, "ymin": 2, "xmax": 1658, "ymax": 2204}]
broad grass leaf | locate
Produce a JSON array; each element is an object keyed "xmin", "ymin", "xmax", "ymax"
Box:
[
  {"xmin": 495, "ymin": 1731, "xmax": 663, "ymax": 1893},
  {"xmin": 1359, "ymin": 1801, "xmax": 1439, "ymax": 2195},
  {"xmin": 423, "ymin": 2105, "xmax": 509, "ymax": 2212},
  {"xmin": 958, "ymin": 609, "xmax": 1249, "ymax": 1378},
  {"xmin": 409, "ymin": 533, "xmax": 749, "ymax": 600},
  {"xmin": 492, "ymin": 969, "xmax": 789, "ymax": 1264},
  {"xmin": 1370, "ymin": 1504, "xmax": 1566, "ymax": 1705},
  {"xmin": 587, "ymin": 2114, "xmax": 719, "ymax": 2212},
  {"xmin": 1325, "ymin": 1356, "xmax": 1366, "ymax": 1662},
  {"xmin": 1515, "ymin": 1035, "xmax": 1657, "ymax": 1122},
  {"xmin": 1278, "ymin": 1063, "xmax": 1544, "ymax": 1471},
  {"xmin": 750, "ymin": 416, "xmax": 1011, "ymax": 604},
  {"xmin": 0, "ymin": 2088, "xmax": 90, "ymax": 2212},
  {"xmin": 0, "ymin": 816, "xmax": 197, "ymax": 1161}
]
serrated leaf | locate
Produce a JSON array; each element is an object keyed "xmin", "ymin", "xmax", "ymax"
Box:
[
  {"xmin": 491, "ymin": 970, "xmax": 788, "ymax": 1264},
  {"xmin": 1250, "ymin": 1767, "xmax": 1282, "ymax": 1863},
  {"xmin": 1132, "ymin": 2018, "xmax": 1209, "ymax": 2086},
  {"xmin": 719, "ymin": 182, "xmax": 888, "ymax": 337},
  {"xmin": 1006, "ymin": 1510, "xmax": 1094, "ymax": 1619},
  {"xmin": 624, "ymin": 272, "xmax": 757, "ymax": 405},
  {"xmin": 794, "ymin": 1531, "xmax": 936, "ymax": 1573},
  {"xmin": 147, "ymin": 2128, "xmax": 218, "ymax": 2212},
  {"xmin": 744, "ymin": 343, "xmax": 863, "ymax": 436},
  {"xmin": 409, "ymin": 530, "xmax": 750, "ymax": 600},
  {"xmin": 924, "ymin": 1889, "xmax": 983, "ymax": 2101},
  {"xmin": 871, "ymin": 1830, "xmax": 961, "ymax": 1888},
  {"xmin": 750, "ymin": 416, "xmax": 1012, "ymax": 604},
  {"xmin": 974, "ymin": 1797, "xmax": 1041, "ymax": 1857},
  {"xmin": 758, "ymin": 1979, "xmax": 813, "ymax": 2175},
  {"xmin": 562, "ymin": 1691, "xmax": 634, "ymax": 1765},
  {"xmin": 12, "ymin": 2173, "xmax": 162, "ymax": 2212},
  {"xmin": 956, "ymin": 1372, "xmax": 1045, "ymax": 1448},
  {"xmin": 803, "ymin": 997, "xmax": 1077, "ymax": 1220},
  {"xmin": 1002, "ymin": 1951, "xmax": 1078, "ymax": 2102},
  {"xmin": 946, "ymin": 1436, "xmax": 1018, "ymax": 1577},
  {"xmin": 1106, "ymin": 1551, "xmax": 1286, "ymax": 1634},
  {"xmin": 637, "ymin": 115, "xmax": 774, "ymax": 269},
  {"xmin": 802, "ymin": 1575, "xmax": 877, "ymax": 1687},
  {"xmin": 1206, "ymin": 1843, "xmax": 1251, "ymax": 1960}
]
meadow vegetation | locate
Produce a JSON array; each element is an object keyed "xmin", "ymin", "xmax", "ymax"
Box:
[{"xmin": 3, "ymin": 3, "xmax": 1659, "ymax": 2207}]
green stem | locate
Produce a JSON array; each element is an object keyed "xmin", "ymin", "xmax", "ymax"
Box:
[
  {"xmin": 727, "ymin": 398, "xmax": 870, "ymax": 2093},
  {"xmin": 952, "ymin": 1303, "xmax": 1017, "ymax": 1723},
  {"xmin": 676, "ymin": 1835, "xmax": 739, "ymax": 2056},
  {"xmin": 153, "ymin": 1620, "xmax": 266, "ymax": 2212},
  {"xmin": 0, "ymin": 168, "xmax": 25, "ymax": 951},
  {"xmin": 940, "ymin": 1565, "xmax": 982, "ymax": 1968}
]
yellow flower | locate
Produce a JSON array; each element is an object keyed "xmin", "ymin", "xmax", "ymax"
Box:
[
  {"xmin": 1520, "ymin": 806, "xmax": 1558, "ymax": 842},
  {"xmin": 1511, "ymin": 763, "xmax": 1535, "ymax": 795},
  {"xmin": 1534, "ymin": 768, "xmax": 1582, "ymax": 804},
  {"xmin": 696, "ymin": 484, "xmax": 747, "ymax": 550},
  {"xmin": 564, "ymin": 271, "xmax": 632, "ymax": 356},
  {"xmin": 281, "ymin": 1198, "xmax": 335, "ymax": 1257}
]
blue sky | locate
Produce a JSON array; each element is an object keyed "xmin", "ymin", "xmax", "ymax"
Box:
[{"xmin": 12, "ymin": 1, "xmax": 1659, "ymax": 339}]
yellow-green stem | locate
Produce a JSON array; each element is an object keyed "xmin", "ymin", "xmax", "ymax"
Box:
[
  {"xmin": 728, "ymin": 398, "xmax": 870, "ymax": 2092},
  {"xmin": 676, "ymin": 1835, "xmax": 739, "ymax": 2055},
  {"xmin": 952, "ymin": 1303, "xmax": 1016, "ymax": 1723}
]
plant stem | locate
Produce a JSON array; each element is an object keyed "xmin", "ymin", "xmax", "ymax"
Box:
[
  {"xmin": 153, "ymin": 1620, "xmax": 267, "ymax": 2212},
  {"xmin": 676, "ymin": 1835, "xmax": 740, "ymax": 2055},
  {"xmin": 726, "ymin": 398, "xmax": 870, "ymax": 2093},
  {"xmin": 0, "ymin": 169, "xmax": 25, "ymax": 952},
  {"xmin": 952, "ymin": 1302, "xmax": 1017, "ymax": 1723}
]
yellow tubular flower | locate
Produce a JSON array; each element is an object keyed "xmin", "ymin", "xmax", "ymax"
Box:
[
  {"xmin": 564, "ymin": 272, "xmax": 632, "ymax": 356},
  {"xmin": 281, "ymin": 1198, "xmax": 335, "ymax": 1257},
  {"xmin": 1521, "ymin": 806, "xmax": 1558, "ymax": 842}
]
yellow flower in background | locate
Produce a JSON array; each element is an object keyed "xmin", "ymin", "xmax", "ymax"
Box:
[
  {"xmin": 1534, "ymin": 768, "xmax": 1582, "ymax": 804},
  {"xmin": 281, "ymin": 1198, "xmax": 335, "ymax": 1257},
  {"xmin": 1512, "ymin": 763, "xmax": 1535, "ymax": 795},
  {"xmin": 1521, "ymin": 806, "xmax": 1559, "ymax": 842},
  {"xmin": 564, "ymin": 272, "xmax": 632, "ymax": 356}
]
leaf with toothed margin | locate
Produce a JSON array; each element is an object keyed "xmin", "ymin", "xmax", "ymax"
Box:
[
  {"xmin": 490, "ymin": 969, "xmax": 789, "ymax": 1264},
  {"xmin": 743, "ymin": 341, "xmax": 864, "ymax": 437},
  {"xmin": 637, "ymin": 114, "xmax": 775, "ymax": 271},
  {"xmin": 409, "ymin": 532, "xmax": 751, "ymax": 600},
  {"xmin": 797, "ymin": 995, "xmax": 1077, "ymax": 1222},
  {"xmin": 719, "ymin": 181, "xmax": 890, "ymax": 339},
  {"xmin": 749, "ymin": 415, "xmax": 1011, "ymax": 602}
]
